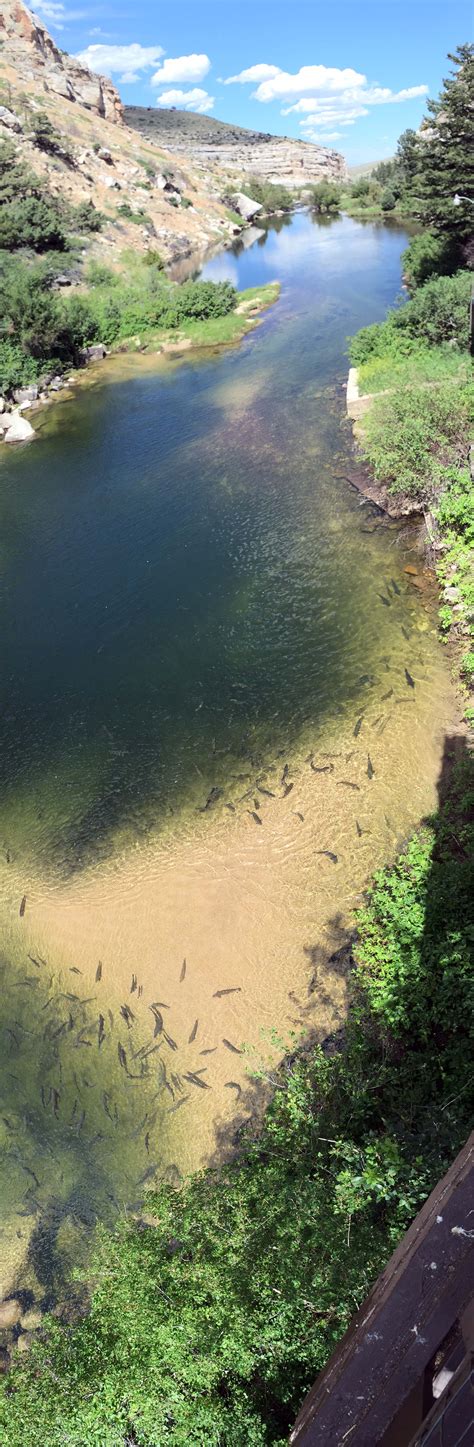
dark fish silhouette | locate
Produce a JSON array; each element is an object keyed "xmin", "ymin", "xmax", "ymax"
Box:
[
  {"xmin": 222, "ymin": 1038, "xmax": 243, "ymax": 1055},
  {"xmin": 305, "ymin": 752, "xmax": 314, "ymax": 764},
  {"xmin": 19, "ymin": 895, "xmax": 26, "ymax": 917},
  {"xmin": 213, "ymin": 987, "xmax": 241, "ymax": 998},
  {"xmin": 353, "ymin": 717, "xmax": 363, "ymax": 737},
  {"xmin": 391, "ymin": 578, "xmax": 401, "ymax": 595},
  {"xmin": 108, "ymin": 1009, "xmax": 114, "ymax": 1028},
  {"xmin": 381, "ymin": 688, "xmax": 393, "ymax": 701},
  {"xmin": 225, "ymin": 803, "xmax": 236, "ymax": 812},
  {"xmin": 367, "ymin": 755, "xmax": 374, "ymax": 779},
  {"xmin": 118, "ymin": 1042, "xmax": 127, "ymax": 1070},
  {"xmin": 248, "ymin": 810, "xmax": 262, "ymax": 825},
  {"xmin": 95, "ymin": 961, "xmax": 102, "ymax": 982},
  {"xmin": 311, "ymin": 762, "xmax": 333, "ymax": 774},
  {"xmin": 130, "ymin": 973, "xmax": 137, "ymax": 994},
  {"xmin": 294, "ymin": 811, "xmax": 304, "ymax": 822},
  {"xmin": 378, "ymin": 593, "xmax": 390, "ymax": 607},
  {"xmin": 401, "ymin": 625, "xmax": 410, "ymax": 640},
  {"xmin": 337, "ymin": 781, "xmax": 360, "ymax": 791},
  {"xmin": 356, "ymin": 820, "xmax": 363, "ymax": 838},
  {"xmin": 180, "ymin": 958, "xmax": 187, "ymax": 983},
  {"xmin": 183, "ymin": 1071, "xmax": 211, "ymax": 1090},
  {"xmin": 225, "ymin": 1081, "xmax": 242, "ymax": 1099},
  {"xmin": 256, "ymin": 783, "xmax": 275, "ymax": 797},
  {"xmin": 198, "ymin": 787, "xmax": 222, "ymax": 813},
  {"xmin": 405, "ymin": 668, "xmax": 415, "ymax": 688},
  {"xmin": 167, "ymin": 1095, "xmax": 190, "ymax": 1114},
  {"xmin": 51, "ymin": 1087, "xmax": 60, "ymax": 1117},
  {"xmin": 28, "ymin": 954, "xmax": 43, "ymax": 969},
  {"xmin": 199, "ymin": 1047, "xmax": 217, "ymax": 1055},
  {"xmin": 188, "ymin": 1019, "xmax": 199, "ymax": 1043},
  {"xmin": 98, "ymin": 1014, "xmax": 105, "ymax": 1048},
  {"xmin": 317, "ymin": 850, "xmax": 338, "ymax": 864},
  {"xmin": 144, "ymin": 1131, "xmax": 150, "ymax": 1155},
  {"xmin": 151, "ymin": 1001, "xmax": 170, "ymax": 1010},
  {"xmin": 102, "ymin": 1092, "xmax": 114, "ymax": 1121},
  {"xmin": 120, "ymin": 1004, "xmax": 136, "ymax": 1027},
  {"xmin": 281, "ymin": 764, "xmax": 289, "ymax": 784},
  {"xmin": 163, "ymin": 1030, "xmax": 178, "ymax": 1052},
  {"xmin": 283, "ymin": 782, "xmax": 294, "ymax": 798},
  {"xmin": 70, "ymin": 967, "xmax": 82, "ymax": 975}
]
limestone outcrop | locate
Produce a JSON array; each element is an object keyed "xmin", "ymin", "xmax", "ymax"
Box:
[
  {"xmin": 126, "ymin": 107, "xmax": 347, "ymax": 188},
  {"xmin": 0, "ymin": 1, "xmax": 122, "ymax": 122}
]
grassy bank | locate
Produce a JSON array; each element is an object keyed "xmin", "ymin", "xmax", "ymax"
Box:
[{"xmin": 348, "ymin": 268, "xmax": 473, "ymax": 717}]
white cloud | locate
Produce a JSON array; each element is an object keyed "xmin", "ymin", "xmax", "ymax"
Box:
[
  {"xmin": 224, "ymin": 63, "xmax": 281, "ymax": 85},
  {"xmin": 155, "ymin": 88, "xmax": 215, "ymax": 114},
  {"xmin": 302, "ymin": 129, "xmax": 343, "ymax": 142},
  {"xmin": 75, "ymin": 42, "xmax": 165, "ymax": 81},
  {"xmin": 252, "ymin": 65, "xmax": 366, "ymax": 102},
  {"xmin": 292, "ymin": 82, "xmax": 428, "ymax": 128},
  {"xmin": 33, "ymin": 2, "xmax": 88, "ymax": 26},
  {"xmin": 151, "ymin": 54, "xmax": 211, "ymax": 87}
]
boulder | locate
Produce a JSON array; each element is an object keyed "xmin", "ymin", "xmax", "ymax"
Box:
[
  {"xmin": 230, "ymin": 192, "xmax": 263, "ymax": 221},
  {"xmin": 0, "ymin": 105, "xmax": 22, "ymax": 133},
  {"xmin": 83, "ymin": 344, "xmax": 107, "ymax": 362},
  {"xmin": 0, "ymin": 397, "xmax": 5, "ymax": 413},
  {"xmin": 0, "ymin": 1298, "xmax": 22, "ymax": 1329},
  {"xmin": 97, "ymin": 147, "xmax": 113, "ymax": 163},
  {"xmin": 13, "ymin": 384, "xmax": 39, "ymax": 405},
  {"xmin": 443, "ymin": 586, "xmax": 461, "ymax": 604},
  {"xmin": 3, "ymin": 412, "xmax": 36, "ymax": 443}
]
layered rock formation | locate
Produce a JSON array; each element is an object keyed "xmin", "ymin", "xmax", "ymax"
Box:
[
  {"xmin": 0, "ymin": 1, "xmax": 122, "ymax": 121},
  {"xmin": 126, "ymin": 107, "xmax": 347, "ymax": 187}
]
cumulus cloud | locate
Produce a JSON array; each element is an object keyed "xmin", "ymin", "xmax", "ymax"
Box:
[
  {"xmin": 223, "ymin": 60, "xmax": 428, "ymax": 131},
  {"xmin": 151, "ymin": 54, "xmax": 211, "ymax": 86},
  {"xmin": 33, "ymin": 2, "xmax": 88, "ymax": 26},
  {"xmin": 155, "ymin": 88, "xmax": 214, "ymax": 114},
  {"xmin": 223, "ymin": 63, "xmax": 281, "ymax": 85},
  {"xmin": 302, "ymin": 129, "xmax": 343, "ymax": 143},
  {"xmin": 75, "ymin": 42, "xmax": 165, "ymax": 82}
]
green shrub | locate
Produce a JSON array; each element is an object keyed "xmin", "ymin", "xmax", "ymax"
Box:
[
  {"xmin": 380, "ymin": 188, "xmax": 396, "ymax": 211},
  {"xmin": 242, "ymin": 178, "xmax": 293, "ymax": 211},
  {"xmin": 349, "ymin": 270, "xmax": 473, "ymax": 365},
  {"xmin": 70, "ymin": 200, "xmax": 103, "ymax": 233},
  {"xmin": 401, "ymin": 231, "xmax": 461, "ymax": 289},
  {"xmin": 310, "ymin": 180, "xmax": 341, "ymax": 212},
  {"xmin": 359, "ymin": 379, "xmax": 473, "ymax": 499}
]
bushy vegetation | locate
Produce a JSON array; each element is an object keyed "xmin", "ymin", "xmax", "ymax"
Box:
[
  {"xmin": 359, "ymin": 380, "xmax": 472, "ymax": 499},
  {"xmin": 349, "ymin": 270, "xmax": 472, "ymax": 366},
  {"xmin": 309, "ymin": 180, "xmax": 341, "ymax": 212},
  {"xmin": 1, "ymin": 755, "xmax": 472, "ymax": 1445},
  {"xmin": 239, "ymin": 178, "xmax": 294, "ymax": 212}
]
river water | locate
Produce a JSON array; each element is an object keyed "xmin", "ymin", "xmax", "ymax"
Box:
[{"xmin": 0, "ymin": 213, "xmax": 457, "ymax": 1307}]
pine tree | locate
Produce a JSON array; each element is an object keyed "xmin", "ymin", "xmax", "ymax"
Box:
[{"xmin": 418, "ymin": 43, "xmax": 474, "ymax": 246}]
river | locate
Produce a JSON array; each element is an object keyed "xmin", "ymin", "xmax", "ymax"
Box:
[{"xmin": 0, "ymin": 212, "xmax": 457, "ymax": 1307}]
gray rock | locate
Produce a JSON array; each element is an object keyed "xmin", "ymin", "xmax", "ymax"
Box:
[
  {"xmin": 84, "ymin": 344, "xmax": 107, "ymax": 362},
  {"xmin": 13, "ymin": 385, "xmax": 39, "ymax": 404},
  {"xmin": 3, "ymin": 413, "xmax": 36, "ymax": 443},
  {"xmin": 0, "ymin": 397, "xmax": 5, "ymax": 413},
  {"xmin": 97, "ymin": 147, "xmax": 113, "ymax": 162},
  {"xmin": 443, "ymin": 586, "xmax": 460, "ymax": 604},
  {"xmin": 0, "ymin": 106, "xmax": 22, "ymax": 133},
  {"xmin": 0, "ymin": 1299, "xmax": 22, "ymax": 1328},
  {"xmin": 230, "ymin": 192, "xmax": 263, "ymax": 221}
]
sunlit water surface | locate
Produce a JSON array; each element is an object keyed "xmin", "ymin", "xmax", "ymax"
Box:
[{"xmin": 0, "ymin": 213, "xmax": 457, "ymax": 1308}]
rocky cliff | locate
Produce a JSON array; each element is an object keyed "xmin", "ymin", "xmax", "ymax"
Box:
[
  {"xmin": 126, "ymin": 107, "xmax": 347, "ymax": 188},
  {"xmin": 0, "ymin": 1, "xmax": 123, "ymax": 122}
]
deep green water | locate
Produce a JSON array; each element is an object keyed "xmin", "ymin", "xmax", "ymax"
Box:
[
  {"xmin": 0, "ymin": 212, "xmax": 453, "ymax": 1310},
  {"xmin": 0, "ymin": 213, "xmax": 414, "ymax": 872}
]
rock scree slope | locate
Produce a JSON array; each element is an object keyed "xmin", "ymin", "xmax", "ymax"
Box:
[{"xmin": 125, "ymin": 105, "xmax": 348, "ymax": 188}]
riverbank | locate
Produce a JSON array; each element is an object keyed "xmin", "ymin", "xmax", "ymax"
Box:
[{"xmin": 0, "ymin": 281, "xmax": 280, "ymax": 445}]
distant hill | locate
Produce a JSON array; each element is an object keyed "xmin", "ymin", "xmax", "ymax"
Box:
[
  {"xmin": 348, "ymin": 159, "xmax": 394, "ymax": 177},
  {"xmin": 125, "ymin": 106, "xmax": 348, "ymax": 188}
]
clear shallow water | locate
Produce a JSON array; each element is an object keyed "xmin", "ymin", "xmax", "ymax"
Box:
[{"xmin": 0, "ymin": 213, "xmax": 457, "ymax": 1308}]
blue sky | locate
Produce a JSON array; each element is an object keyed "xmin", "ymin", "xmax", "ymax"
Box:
[{"xmin": 33, "ymin": 2, "xmax": 471, "ymax": 163}]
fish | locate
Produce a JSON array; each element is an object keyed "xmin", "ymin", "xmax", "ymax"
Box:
[
  {"xmin": 294, "ymin": 811, "xmax": 304, "ymax": 822},
  {"xmin": 19, "ymin": 896, "xmax": 27, "ymax": 917},
  {"xmin": 163, "ymin": 1030, "xmax": 178, "ymax": 1052},
  {"xmin": 167, "ymin": 1095, "xmax": 190, "ymax": 1114},
  {"xmin": 248, "ymin": 810, "xmax": 263, "ymax": 825},
  {"xmin": 401, "ymin": 625, "xmax": 410, "ymax": 641},
  {"xmin": 317, "ymin": 851, "xmax": 338, "ymax": 864},
  {"xmin": 378, "ymin": 593, "xmax": 390, "ymax": 607},
  {"xmin": 310, "ymin": 762, "xmax": 333, "ymax": 774},
  {"xmin": 152, "ymin": 1011, "xmax": 163, "ymax": 1038},
  {"xmin": 198, "ymin": 787, "xmax": 222, "ymax": 813},
  {"xmin": 381, "ymin": 688, "xmax": 393, "ymax": 701},
  {"xmin": 102, "ymin": 1092, "xmax": 114, "ymax": 1121},
  {"xmin": 304, "ymin": 751, "xmax": 314, "ymax": 764},
  {"xmin": 405, "ymin": 668, "xmax": 415, "ymax": 688},
  {"xmin": 70, "ymin": 967, "xmax": 82, "ymax": 975},
  {"xmin": 356, "ymin": 820, "xmax": 363, "ymax": 838},
  {"xmin": 225, "ymin": 803, "xmax": 236, "ymax": 812},
  {"xmin": 51, "ymin": 1087, "xmax": 60, "ymax": 1117},
  {"xmin": 150, "ymin": 1001, "xmax": 170, "ymax": 1010},
  {"xmin": 353, "ymin": 717, "xmax": 363, "ymax": 737},
  {"xmin": 120, "ymin": 1004, "xmax": 136, "ymax": 1027},
  {"xmin": 337, "ymin": 781, "xmax": 360, "ymax": 791},
  {"xmin": 108, "ymin": 1009, "xmax": 114, "ymax": 1029},
  {"xmin": 283, "ymin": 782, "xmax": 294, "ymax": 798},
  {"xmin": 213, "ymin": 988, "xmax": 242, "ymax": 998},
  {"xmin": 118, "ymin": 1042, "xmax": 127, "ymax": 1070},
  {"xmin": 95, "ymin": 961, "xmax": 102, "ymax": 982},
  {"xmin": 28, "ymin": 954, "xmax": 43, "ymax": 969},
  {"xmin": 281, "ymin": 764, "xmax": 289, "ymax": 784},
  {"xmin": 180, "ymin": 958, "xmax": 187, "ymax": 983},
  {"xmin": 222, "ymin": 1038, "xmax": 243, "ymax": 1055},
  {"xmin": 391, "ymin": 578, "xmax": 401, "ymax": 595},
  {"xmin": 256, "ymin": 783, "xmax": 275, "ymax": 797},
  {"xmin": 144, "ymin": 1131, "xmax": 150, "ymax": 1155},
  {"xmin": 188, "ymin": 1019, "xmax": 199, "ymax": 1043},
  {"xmin": 224, "ymin": 1081, "xmax": 242, "ymax": 1099},
  {"xmin": 130, "ymin": 973, "xmax": 137, "ymax": 993},
  {"xmin": 183, "ymin": 1072, "xmax": 211, "ymax": 1090},
  {"xmin": 98, "ymin": 1014, "xmax": 105, "ymax": 1048},
  {"xmin": 199, "ymin": 1047, "xmax": 217, "ymax": 1055},
  {"xmin": 141, "ymin": 1043, "xmax": 161, "ymax": 1061}
]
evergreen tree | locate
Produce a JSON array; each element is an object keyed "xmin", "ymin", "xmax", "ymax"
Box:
[{"xmin": 418, "ymin": 43, "xmax": 474, "ymax": 246}]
